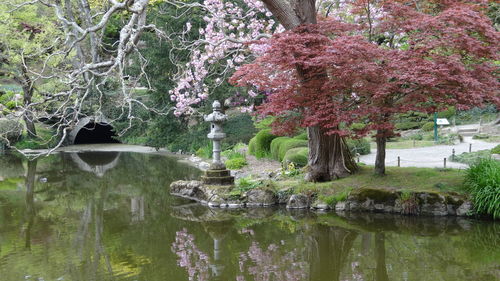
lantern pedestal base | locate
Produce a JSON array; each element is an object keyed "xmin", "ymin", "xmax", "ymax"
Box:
[{"xmin": 201, "ymin": 169, "xmax": 234, "ymax": 186}]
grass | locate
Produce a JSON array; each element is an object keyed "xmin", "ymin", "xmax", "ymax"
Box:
[
  {"xmin": 465, "ymin": 158, "xmax": 500, "ymax": 218},
  {"xmin": 272, "ymin": 165, "xmax": 467, "ymax": 197}
]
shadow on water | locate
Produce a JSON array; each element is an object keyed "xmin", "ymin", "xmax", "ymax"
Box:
[{"xmin": 0, "ymin": 151, "xmax": 498, "ymax": 281}]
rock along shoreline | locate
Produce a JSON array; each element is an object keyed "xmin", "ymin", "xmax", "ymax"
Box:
[{"xmin": 170, "ymin": 180, "xmax": 474, "ymax": 217}]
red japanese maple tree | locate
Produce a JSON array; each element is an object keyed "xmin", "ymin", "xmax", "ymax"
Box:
[{"xmin": 231, "ymin": 0, "xmax": 499, "ymax": 176}]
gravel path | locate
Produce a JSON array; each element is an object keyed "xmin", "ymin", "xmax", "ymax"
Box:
[{"xmin": 359, "ymin": 137, "xmax": 498, "ymax": 169}]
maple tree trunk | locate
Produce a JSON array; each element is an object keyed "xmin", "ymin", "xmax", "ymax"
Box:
[
  {"xmin": 261, "ymin": 0, "xmax": 356, "ymax": 181},
  {"xmin": 306, "ymin": 126, "xmax": 357, "ymax": 181},
  {"xmin": 375, "ymin": 130, "xmax": 387, "ymax": 176}
]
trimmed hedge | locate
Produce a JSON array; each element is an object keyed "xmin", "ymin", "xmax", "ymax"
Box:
[
  {"xmin": 278, "ymin": 139, "xmax": 308, "ymax": 161},
  {"xmin": 395, "ymin": 121, "xmax": 422, "ymax": 130},
  {"xmin": 283, "ymin": 147, "xmax": 309, "ymax": 167},
  {"xmin": 248, "ymin": 129, "xmax": 277, "ymax": 158},
  {"xmin": 270, "ymin": 137, "xmax": 291, "ymax": 160},
  {"xmin": 270, "ymin": 137, "xmax": 308, "ymax": 161},
  {"xmin": 421, "ymin": 122, "xmax": 435, "ymax": 132},
  {"xmin": 294, "ymin": 132, "xmax": 308, "ymax": 140}
]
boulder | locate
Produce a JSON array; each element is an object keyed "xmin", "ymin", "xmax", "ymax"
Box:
[
  {"xmin": 286, "ymin": 194, "xmax": 310, "ymax": 209},
  {"xmin": 456, "ymin": 201, "xmax": 473, "ymax": 216},
  {"xmin": 311, "ymin": 199, "xmax": 331, "ymax": 210},
  {"xmin": 246, "ymin": 189, "xmax": 277, "ymax": 206},
  {"xmin": 170, "ymin": 180, "xmax": 206, "ymax": 201}
]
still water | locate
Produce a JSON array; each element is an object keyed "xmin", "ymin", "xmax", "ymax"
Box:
[{"xmin": 0, "ymin": 151, "xmax": 498, "ymax": 281}]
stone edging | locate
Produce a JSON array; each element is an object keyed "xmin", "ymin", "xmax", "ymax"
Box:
[{"xmin": 170, "ymin": 180, "xmax": 474, "ymax": 217}]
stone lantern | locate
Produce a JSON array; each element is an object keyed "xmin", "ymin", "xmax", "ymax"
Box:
[{"xmin": 201, "ymin": 100, "xmax": 234, "ymax": 186}]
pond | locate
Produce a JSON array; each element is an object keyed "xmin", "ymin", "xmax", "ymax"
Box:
[{"xmin": 0, "ymin": 150, "xmax": 498, "ymax": 281}]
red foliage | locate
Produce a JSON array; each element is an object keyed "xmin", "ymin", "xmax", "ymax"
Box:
[{"xmin": 230, "ymin": 0, "xmax": 499, "ymax": 137}]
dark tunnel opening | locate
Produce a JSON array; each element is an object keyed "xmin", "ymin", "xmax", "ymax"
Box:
[{"xmin": 73, "ymin": 122, "xmax": 120, "ymax": 144}]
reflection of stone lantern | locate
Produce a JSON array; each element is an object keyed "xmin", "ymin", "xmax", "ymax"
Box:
[{"xmin": 201, "ymin": 101, "xmax": 234, "ymax": 186}]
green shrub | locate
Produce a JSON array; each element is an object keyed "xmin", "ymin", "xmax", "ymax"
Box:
[
  {"xmin": 5, "ymin": 101, "xmax": 17, "ymax": 110},
  {"xmin": 247, "ymin": 129, "xmax": 277, "ymax": 158},
  {"xmin": 0, "ymin": 90, "xmax": 16, "ymax": 105},
  {"xmin": 278, "ymin": 139, "xmax": 308, "ymax": 161},
  {"xmin": 437, "ymin": 133, "xmax": 462, "ymax": 145},
  {"xmin": 196, "ymin": 142, "xmax": 212, "ymax": 159},
  {"xmin": 346, "ymin": 138, "xmax": 370, "ymax": 155},
  {"xmin": 465, "ymin": 158, "xmax": 500, "ymax": 218},
  {"xmin": 294, "ymin": 132, "xmax": 308, "ymax": 140},
  {"xmin": 421, "ymin": 122, "xmax": 435, "ymax": 132},
  {"xmin": 270, "ymin": 137, "xmax": 290, "ymax": 160},
  {"xmin": 452, "ymin": 150, "xmax": 491, "ymax": 165},
  {"xmin": 472, "ymin": 134, "xmax": 490, "ymax": 140},
  {"xmin": 408, "ymin": 133, "xmax": 424, "ymax": 140},
  {"xmin": 248, "ymin": 137, "xmax": 256, "ymax": 155},
  {"xmin": 225, "ymin": 158, "xmax": 247, "ymax": 169},
  {"xmin": 492, "ymin": 145, "xmax": 500, "ymax": 154},
  {"xmin": 282, "ymin": 147, "xmax": 309, "ymax": 167},
  {"xmin": 0, "ymin": 119, "xmax": 22, "ymax": 145},
  {"xmin": 395, "ymin": 121, "xmax": 421, "ymax": 130}
]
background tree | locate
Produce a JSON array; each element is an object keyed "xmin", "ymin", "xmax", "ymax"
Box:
[
  {"xmin": 0, "ymin": 1, "xmax": 62, "ymax": 139},
  {"xmin": 1, "ymin": 0, "xmax": 163, "ymax": 154}
]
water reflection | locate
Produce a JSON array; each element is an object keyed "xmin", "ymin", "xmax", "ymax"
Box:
[
  {"xmin": 69, "ymin": 152, "xmax": 121, "ymax": 177},
  {"xmin": 0, "ymin": 151, "xmax": 498, "ymax": 281}
]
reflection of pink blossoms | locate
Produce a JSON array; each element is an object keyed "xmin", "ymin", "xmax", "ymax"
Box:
[
  {"xmin": 172, "ymin": 228, "xmax": 211, "ymax": 281},
  {"xmin": 237, "ymin": 240, "xmax": 308, "ymax": 281}
]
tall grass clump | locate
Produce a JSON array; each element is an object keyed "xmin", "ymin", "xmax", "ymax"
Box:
[{"xmin": 464, "ymin": 158, "xmax": 500, "ymax": 219}]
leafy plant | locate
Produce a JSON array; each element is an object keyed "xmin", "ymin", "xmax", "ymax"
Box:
[
  {"xmin": 282, "ymin": 162, "xmax": 301, "ymax": 177},
  {"xmin": 195, "ymin": 142, "xmax": 212, "ymax": 159},
  {"xmin": 320, "ymin": 187, "xmax": 352, "ymax": 206},
  {"xmin": 225, "ymin": 158, "xmax": 247, "ymax": 169},
  {"xmin": 399, "ymin": 189, "xmax": 419, "ymax": 215},
  {"xmin": 464, "ymin": 158, "xmax": 500, "ymax": 218}
]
